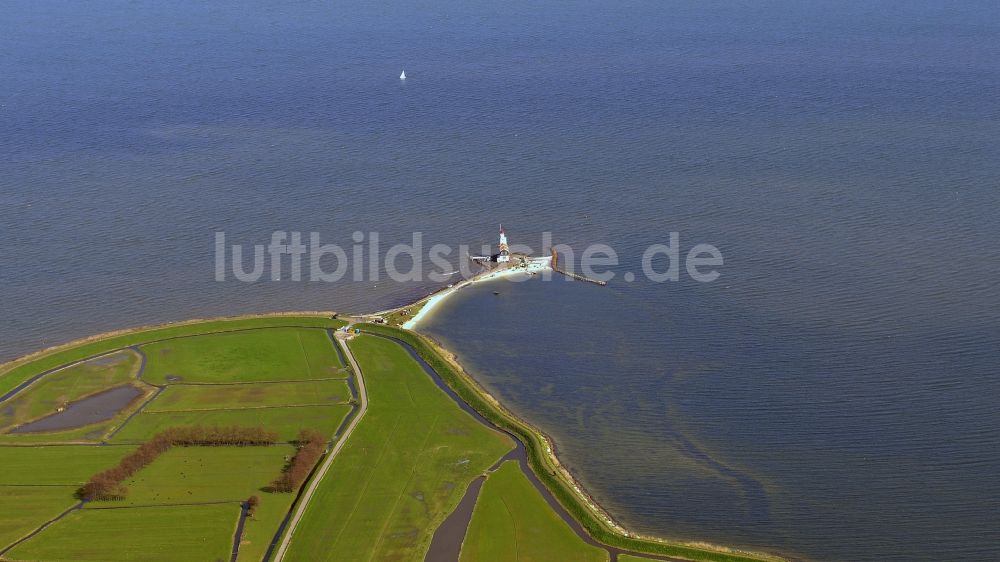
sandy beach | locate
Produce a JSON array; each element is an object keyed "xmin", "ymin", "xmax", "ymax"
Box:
[{"xmin": 402, "ymin": 257, "xmax": 552, "ymax": 330}]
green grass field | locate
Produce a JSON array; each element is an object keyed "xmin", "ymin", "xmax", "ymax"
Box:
[
  {"xmin": 140, "ymin": 328, "xmax": 345, "ymax": 385},
  {"xmin": 0, "ymin": 317, "xmax": 346, "ymax": 399},
  {"xmin": 0, "ymin": 446, "xmax": 135, "ymax": 485},
  {"xmin": 86, "ymin": 445, "xmax": 299, "ymax": 562},
  {"xmin": 460, "ymin": 460, "xmax": 608, "ymax": 562},
  {"xmin": 238, "ymin": 491, "xmax": 295, "ymax": 562},
  {"xmin": 7, "ymin": 503, "xmax": 238, "ymax": 562},
  {"xmin": 94, "ymin": 445, "xmax": 296, "ymax": 506},
  {"xmin": 0, "ymin": 486, "xmax": 79, "ymax": 550},
  {"xmin": 0, "ymin": 319, "xmax": 351, "ymax": 561},
  {"xmin": 0, "ymin": 351, "xmax": 141, "ymax": 432},
  {"xmin": 282, "ymin": 335, "xmax": 515, "ymax": 561},
  {"xmin": 145, "ymin": 379, "xmax": 352, "ymax": 412},
  {"xmin": 110, "ymin": 404, "xmax": 353, "ymax": 443}
]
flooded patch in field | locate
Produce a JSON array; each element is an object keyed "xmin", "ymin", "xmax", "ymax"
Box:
[
  {"xmin": 9, "ymin": 386, "xmax": 144, "ymax": 433},
  {"xmin": 424, "ymin": 476, "xmax": 486, "ymax": 562},
  {"xmin": 86, "ymin": 352, "xmax": 131, "ymax": 367}
]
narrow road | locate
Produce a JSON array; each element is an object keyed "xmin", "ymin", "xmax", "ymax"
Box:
[
  {"xmin": 271, "ymin": 330, "xmax": 368, "ymax": 562},
  {"xmin": 230, "ymin": 501, "xmax": 250, "ymax": 562}
]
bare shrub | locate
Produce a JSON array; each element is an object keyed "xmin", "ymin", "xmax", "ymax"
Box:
[
  {"xmin": 269, "ymin": 429, "xmax": 327, "ymax": 493},
  {"xmin": 78, "ymin": 425, "xmax": 278, "ymax": 501}
]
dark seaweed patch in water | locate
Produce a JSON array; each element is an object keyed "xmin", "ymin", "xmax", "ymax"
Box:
[{"xmin": 9, "ymin": 386, "xmax": 143, "ymax": 433}]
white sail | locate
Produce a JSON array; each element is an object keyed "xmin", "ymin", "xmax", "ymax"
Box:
[{"xmin": 400, "ymin": 70, "xmax": 406, "ymax": 80}]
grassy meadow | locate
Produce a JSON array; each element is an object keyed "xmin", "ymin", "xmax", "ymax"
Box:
[
  {"xmin": 282, "ymin": 334, "xmax": 515, "ymax": 561},
  {"xmin": 7, "ymin": 503, "xmax": 237, "ymax": 562},
  {"xmin": 145, "ymin": 379, "xmax": 352, "ymax": 412},
  {"xmin": 459, "ymin": 460, "xmax": 608, "ymax": 562},
  {"xmin": 110, "ymin": 404, "xmax": 353, "ymax": 443},
  {"xmin": 0, "ymin": 486, "xmax": 79, "ymax": 550},
  {"xmin": 93, "ymin": 445, "xmax": 296, "ymax": 506},
  {"xmin": 140, "ymin": 328, "xmax": 345, "ymax": 385},
  {"xmin": 0, "ymin": 446, "xmax": 137, "ymax": 485},
  {"xmin": 0, "ymin": 319, "xmax": 350, "ymax": 562},
  {"xmin": 0, "ymin": 317, "xmax": 347, "ymax": 399}
]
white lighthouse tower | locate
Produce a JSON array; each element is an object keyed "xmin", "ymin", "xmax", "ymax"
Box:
[{"xmin": 497, "ymin": 224, "xmax": 511, "ymax": 263}]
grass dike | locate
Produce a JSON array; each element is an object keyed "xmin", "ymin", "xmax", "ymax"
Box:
[{"xmin": 359, "ymin": 323, "xmax": 783, "ymax": 562}]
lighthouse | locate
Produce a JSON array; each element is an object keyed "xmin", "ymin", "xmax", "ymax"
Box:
[{"xmin": 497, "ymin": 224, "xmax": 511, "ymax": 263}]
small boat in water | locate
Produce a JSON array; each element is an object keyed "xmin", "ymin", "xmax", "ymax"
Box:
[{"xmin": 400, "ymin": 70, "xmax": 406, "ymax": 80}]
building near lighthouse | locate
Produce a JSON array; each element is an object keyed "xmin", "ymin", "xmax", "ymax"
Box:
[{"xmin": 465, "ymin": 224, "xmax": 554, "ymax": 278}]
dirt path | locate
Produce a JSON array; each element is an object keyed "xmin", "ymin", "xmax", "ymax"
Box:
[{"xmin": 270, "ymin": 330, "xmax": 368, "ymax": 562}]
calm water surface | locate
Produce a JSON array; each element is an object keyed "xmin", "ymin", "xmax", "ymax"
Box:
[{"xmin": 2, "ymin": 1, "xmax": 999, "ymax": 560}]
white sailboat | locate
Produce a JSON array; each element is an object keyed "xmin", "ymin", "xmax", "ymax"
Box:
[{"xmin": 399, "ymin": 70, "xmax": 406, "ymax": 80}]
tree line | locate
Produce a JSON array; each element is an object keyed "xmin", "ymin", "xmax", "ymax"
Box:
[
  {"xmin": 269, "ymin": 429, "xmax": 327, "ymax": 493},
  {"xmin": 156, "ymin": 425, "xmax": 279, "ymax": 446},
  {"xmin": 79, "ymin": 425, "xmax": 279, "ymax": 501}
]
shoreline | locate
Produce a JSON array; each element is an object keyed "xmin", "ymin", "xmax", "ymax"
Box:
[
  {"xmin": 0, "ymin": 298, "xmax": 781, "ymax": 562},
  {"xmin": 401, "ymin": 261, "xmax": 547, "ymax": 329},
  {"xmin": 371, "ymin": 325, "xmax": 781, "ymax": 562}
]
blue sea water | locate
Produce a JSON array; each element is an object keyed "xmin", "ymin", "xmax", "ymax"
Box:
[{"xmin": 2, "ymin": 1, "xmax": 1000, "ymax": 560}]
